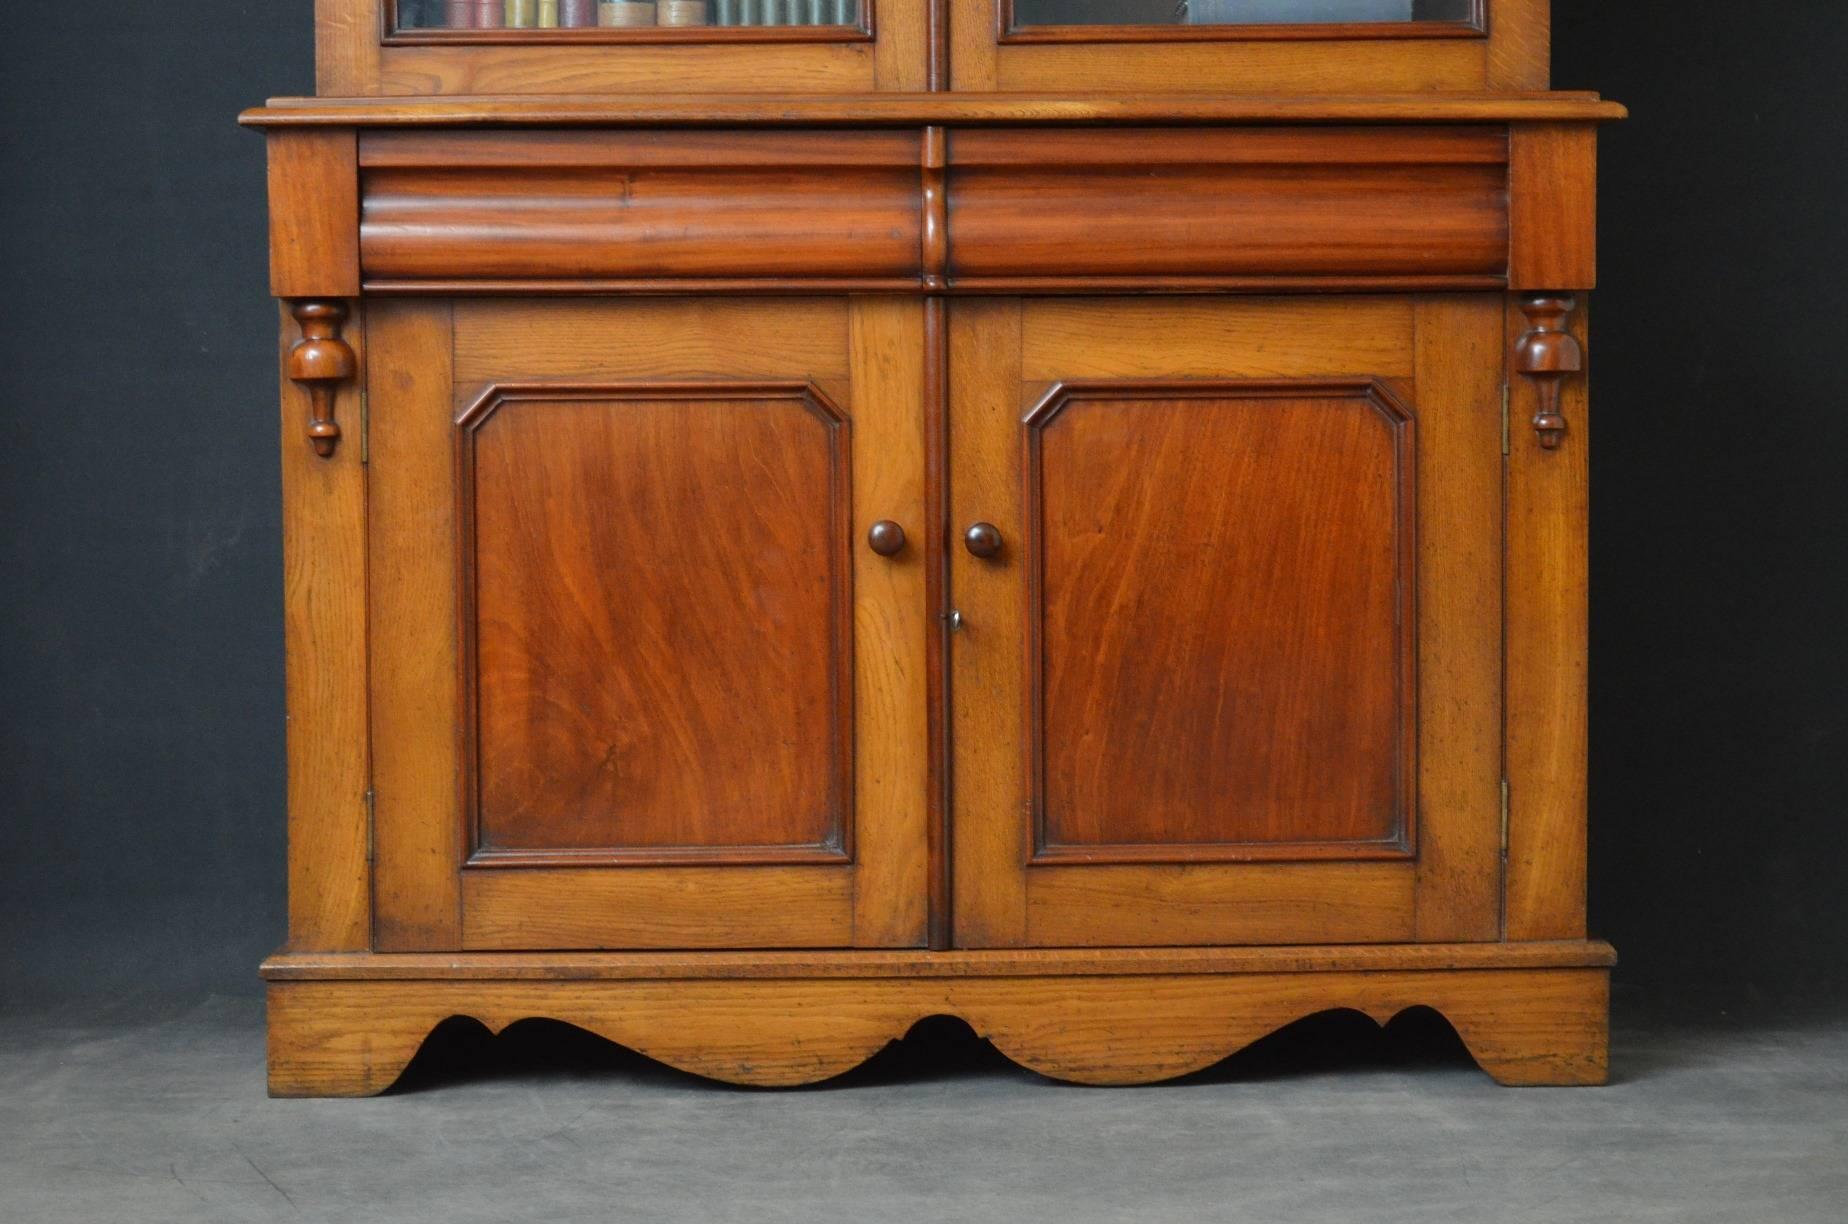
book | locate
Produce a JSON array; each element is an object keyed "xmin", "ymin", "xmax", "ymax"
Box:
[
  {"xmin": 598, "ymin": 0, "xmax": 657, "ymax": 24},
  {"xmin": 658, "ymin": 0, "xmax": 708, "ymax": 23}
]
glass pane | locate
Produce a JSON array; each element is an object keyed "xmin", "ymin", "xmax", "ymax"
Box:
[
  {"xmin": 395, "ymin": 0, "xmax": 864, "ymax": 30},
  {"xmin": 1012, "ymin": 0, "xmax": 1477, "ymax": 27}
]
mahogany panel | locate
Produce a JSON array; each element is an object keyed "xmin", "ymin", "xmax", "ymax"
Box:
[
  {"xmin": 948, "ymin": 127, "xmax": 1508, "ymax": 281},
  {"xmin": 1026, "ymin": 380, "xmax": 1415, "ymax": 862},
  {"xmin": 359, "ymin": 130, "xmax": 921, "ymax": 282},
  {"xmin": 460, "ymin": 383, "xmax": 851, "ymax": 866}
]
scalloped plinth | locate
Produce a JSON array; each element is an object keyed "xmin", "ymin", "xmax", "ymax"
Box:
[{"xmin": 265, "ymin": 947, "xmax": 1611, "ymax": 1095}]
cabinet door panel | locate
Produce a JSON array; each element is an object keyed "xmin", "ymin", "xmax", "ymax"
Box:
[
  {"xmin": 465, "ymin": 383, "xmax": 851, "ymax": 865},
  {"xmin": 369, "ymin": 297, "xmax": 929, "ymax": 950},
  {"xmin": 1030, "ymin": 380, "xmax": 1414, "ymax": 862},
  {"xmin": 950, "ymin": 296, "xmax": 1502, "ymax": 948}
]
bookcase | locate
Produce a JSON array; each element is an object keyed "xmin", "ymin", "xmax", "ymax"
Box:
[{"xmin": 249, "ymin": 0, "xmax": 1622, "ymax": 1094}]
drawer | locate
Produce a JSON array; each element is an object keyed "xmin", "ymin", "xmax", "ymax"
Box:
[
  {"xmin": 947, "ymin": 126, "xmax": 1510, "ymax": 287},
  {"xmin": 358, "ymin": 129, "xmax": 923, "ymax": 285}
]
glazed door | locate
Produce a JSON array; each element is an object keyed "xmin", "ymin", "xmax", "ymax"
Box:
[
  {"xmin": 366, "ymin": 297, "xmax": 930, "ymax": 950},
  {"xmin": 949, "ymin": 296, "xmax": 1505, "ymax": 947},
  {"xmin": 946, "ymin": 0, "xmax": 1541, "ymax": 94}
]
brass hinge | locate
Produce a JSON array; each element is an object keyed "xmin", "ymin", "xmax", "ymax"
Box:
[
  {"xmin": 364, "ymin": 787, "xmax": 376, "ymax": 865},
  {"xmin": 1499, "ymin": 778, "xmax": 1511, "ymax": 857},
  {"xmin": 1501, "ymin": 384, "xmax": 1512, "ymax": 457}
]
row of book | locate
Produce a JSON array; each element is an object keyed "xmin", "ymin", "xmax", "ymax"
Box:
[{"xmin": 411, "ymin": 0, "xmax": 860, "ymax": 27}]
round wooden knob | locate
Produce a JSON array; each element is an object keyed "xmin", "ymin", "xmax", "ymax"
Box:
[
  {"xmin": 867, "ymin": 520, "xmax": 907, "ymax": 557},
  {"xmin": 963, "ymin": 522, "xmax": 1003, "ymax": 559}
]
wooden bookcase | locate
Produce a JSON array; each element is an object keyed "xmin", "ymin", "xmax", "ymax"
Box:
[{"xmin": 249, "ymin": 0, "xmax": 1621, "ymax": 1094}]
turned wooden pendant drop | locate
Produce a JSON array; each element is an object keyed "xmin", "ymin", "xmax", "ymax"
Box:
[
  {"xmin": 1516, "ymin": 295, "xmax": 1584, "ymax": 451},
  {"xmin": 286, "ymin": 301, "xmax": 356, "ymax": 459}
]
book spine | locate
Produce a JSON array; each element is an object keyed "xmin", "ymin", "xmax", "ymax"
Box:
[
  {"xmin": 538, "ymin": 0, "xmax": 560, "ymax": 25},
  {"xmin": 443, "ymin": 0, "xmax": 476, "ymax": 27},
  {"xmin": 474, "ymin": 0, "xmax": 504, "ymax": 26},
  {"xmin": 713, "ymin": 0, "xmax": 736, "ymax": 24},
  {"xmin": 560, "ymin": 0, "xmax": 597, "ymax": 23},
  {"xmin": 598, "ymin": 0, "xmax": 657, "ymax": 23},
  {"xmin": 658, "ymin": 0, "xmax": 707, "ymax": 23}
]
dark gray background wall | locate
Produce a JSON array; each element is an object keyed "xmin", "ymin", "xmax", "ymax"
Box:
[{"xmin": 2, "ymin": 2, "xmax": 1842, "ymax": 1017}]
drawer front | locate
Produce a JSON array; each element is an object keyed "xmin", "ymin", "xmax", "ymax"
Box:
[
  {"xmin": 358, "ymin": 129, "xmax": 923, "ymax": 284},
  {"xmin": 947, "ymin": 126, "xmax": 1510, "ymax": 286}
]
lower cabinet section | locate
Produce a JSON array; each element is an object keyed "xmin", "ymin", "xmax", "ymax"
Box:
[{"xmin": 276, "ymin": 290, "xmax": 1607, "ymax": 1091}]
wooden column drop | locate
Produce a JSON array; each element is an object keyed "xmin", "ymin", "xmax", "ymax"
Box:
[
  {"xmin": 1516, "ymin": 295, "xmax": 1584, "ymax": 450},
  {"xmin": 286, "ymin": 301, "xmax": 357, "ymax": 457}
]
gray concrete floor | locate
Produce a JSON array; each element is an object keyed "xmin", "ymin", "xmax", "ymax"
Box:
[{"xmin": 2, "ymin": 998, "xmax": 1843, "ymax": 1223}]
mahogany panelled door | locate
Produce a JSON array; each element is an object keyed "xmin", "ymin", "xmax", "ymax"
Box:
[
  {"xmin": 950, "ymin": 297, "xmax": 1502, "ymax": 948},
  {"xmin": 367, "ymin": 298, "xmax": 931, "ymax": 950},
  {"xmin": 252, "ymin": 0, "xmax": 1621, "ymax": 1095}
]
